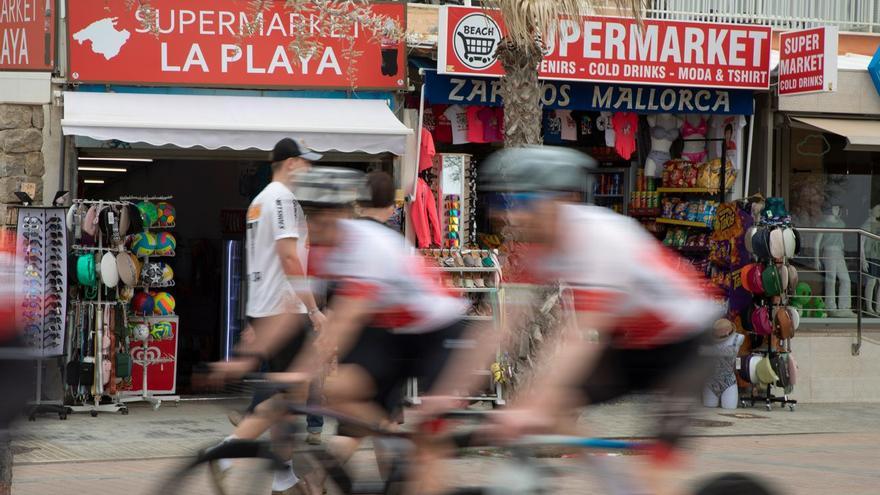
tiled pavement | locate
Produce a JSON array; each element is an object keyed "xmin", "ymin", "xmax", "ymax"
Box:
[{"xmin": 10, "ymin": 400, "xmax": 880, "ymax": 494}]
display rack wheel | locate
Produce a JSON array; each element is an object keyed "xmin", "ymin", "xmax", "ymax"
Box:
[
  {"xmin": 789, "ymin": 404, "xmax": 796, "ymax": 412},
  {"xmin": 764, "ymin": 403, "xmax": 772, "ymax": 412},
  {"xmin": 27, "ymin": 415, "xmax": 35, "ymax": 422},
  {"xmin": 90, "ymin": 410, "xmax": 98, "ymax": 417},
  {"xmin": 121, "ymin": 408, "xmax": 129, "ymax": 415},
  {"xmin": 153, "ymin": 400, "xmax": 162, "ymax": 411},
  {"xmin": 59, "ymin": 413, "xmax": 67, "ymax": 420}
]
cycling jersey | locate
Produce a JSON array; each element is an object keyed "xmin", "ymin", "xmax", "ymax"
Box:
[
  {"xmin": 546, "ymin": 204, "xmax": 720, "ymax": 349},
  {"xmin": 312, "ymin": 219, "xmax": 466, "ymax": 334}
]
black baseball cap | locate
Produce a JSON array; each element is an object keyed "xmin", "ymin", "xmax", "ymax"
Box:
[{"xmin": 271, "ymin": 138, "xmax": 323, "ymax": 162}]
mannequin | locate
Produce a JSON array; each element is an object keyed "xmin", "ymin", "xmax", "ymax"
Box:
[
  {"xmin": 815, "ymin": 205, "xmax": 855, "ymax": 317},
  {"xmin": 860, "ymin": 205, "xmax": 880, "ymax": 314},
  {"xmin": 645, "ymin": 113, "xmax": 683, "ymax": 177},
  {"xmin": 681, "ymin": 114, "xmax": 708, "ymax": 163},
  {"xmin": 703, "ymin": 319, "xmax": 743, "ymax": 410}
]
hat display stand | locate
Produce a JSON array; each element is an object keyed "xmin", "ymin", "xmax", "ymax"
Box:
[
  {"xmin": 3, "ymin": 203, "xmax": 72, "ymax": 420},
  {"xmin": 740, "ymin": 216, "xmax": 800, "ymax": 412},
  {"xmin": 65, "ymin": 199, "xmax": 131, "ymax": 417},
  {"xmin": 116, "ymin": 195, "xmax": 179, "ymax": 410}
]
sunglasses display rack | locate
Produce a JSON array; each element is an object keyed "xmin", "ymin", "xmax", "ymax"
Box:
[
  {"xmin": 435, "ymin": 153, "xmax": 474, "ymax": 249},
  {"xmin": 410, "ymin": 248, "xmax": 507, "ymax": 406},
  {"xmin": 739, "ymin": 218, "xmax": 800, "ymax": 413},
  {"xmin": 6, "ymin": 205, "xmax": 72, "ymax": 420}
]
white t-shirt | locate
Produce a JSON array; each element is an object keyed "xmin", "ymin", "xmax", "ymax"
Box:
[
  {"xmin": 444, "ymin": 105, "xmax": 469, "ymax": 145},
  {"xmin": 558, "ymin": 110, "xmax": 578, "ymax": 141},
  {"xmin": 245, "ymin": 181, "xmax": 309, "ymax": 317},
  {"xmin": 545, "ymin": 204, "xmax": 720, "ymax": 348},
  {"xmin": 315, "ymin": 219, "xmax": 466, "ymax": 334},
  {"xmin": 708, "ymin": 115, "xmax": 746, "ymax": 167},
  {"xmin": 598, "ymin": 111, "xmax": 615, "ymax": 146}
]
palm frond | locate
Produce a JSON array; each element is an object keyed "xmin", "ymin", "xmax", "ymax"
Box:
[{"xmin": 483, "ymin": 0, "xmax": 644, "ymax": 49}]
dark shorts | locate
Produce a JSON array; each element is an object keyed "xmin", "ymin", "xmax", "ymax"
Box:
[
  {"xmin": 246, "ymin": 314, "xmax": 312, "ymax": 410},
  {"xmin": 580, "ymin": 331, "xmax": 709, "ymax": 404},
  {"xmin": 340, "ymin": 319, "xmax": 469, "ymax": 416},
  {"xmin": 579, "ymin": 331, "xmax": 712, "ymax": 448},
  {"xmin": 245, "ymin": 314, "xmax": 312, "ymax": 372}
]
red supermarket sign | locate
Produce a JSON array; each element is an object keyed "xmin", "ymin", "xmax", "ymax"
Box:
[
  {"xmin": 778, "ymin": 26, "xmax": 838, "ymax": 96},
  {"xmin": 67, "ymin": 0, "xmax": 405, "ymax": 90},
  {"xmin": 0, "ymin": 0, "xmax": 55, "ymax": 70},
  {"xmin": 438, "ymin": 6, "xmax": 772, "ymax": 90}
]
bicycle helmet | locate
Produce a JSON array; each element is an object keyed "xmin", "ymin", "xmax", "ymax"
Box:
[
  {"xmin": 479, "ymin": 146, "xmax": 598, "ymax": 194},
  {"xmin": 290, "ymin": 167, "xmax": 367, "ymax": 209}
]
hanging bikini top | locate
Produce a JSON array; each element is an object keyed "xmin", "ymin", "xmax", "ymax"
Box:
[
  {"xmin": 650, "ymin": 125, "xmax": 679, "ymax": 141},
  {"xmin": 681, "ymin": 117, "xmax": 708, "ymax": 138}
]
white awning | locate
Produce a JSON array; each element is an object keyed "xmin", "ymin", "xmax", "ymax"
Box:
[
  {"xmin": 792, "ymin": 117, "xmax": 880, "ymax": 152},
  {"xmin": 61, "ymin": 92, "xmax": 411, "ymax": 155}
]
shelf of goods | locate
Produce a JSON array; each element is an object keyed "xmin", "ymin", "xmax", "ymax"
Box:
[
  {"xmin": 415, "ymin": 248, "xmax": 506, "ymax": 406},
  {"xmin": 656, "ymin": 188, "xmax": 719, "ymax": 194},
  {"xmin": 656, "ymin": 218, "xmax": 711, "ymax": 228}
]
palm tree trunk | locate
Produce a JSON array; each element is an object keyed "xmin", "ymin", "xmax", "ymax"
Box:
[
  {"xmin": 497, "ymin": 39, "xmax": 544, "ymax": 147},
  {"xmin": 495, "ymin": 38, "xmax": 565, "ymax": 391}
]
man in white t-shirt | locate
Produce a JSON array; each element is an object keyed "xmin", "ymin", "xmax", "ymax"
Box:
[{"xmin": 214, "ymin": 138, "xmax": 327, "ymax": 495}]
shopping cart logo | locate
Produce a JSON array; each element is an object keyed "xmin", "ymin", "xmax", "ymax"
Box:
[{"xmin": 452, "ymin": 13, "xmax": 502, "ymax": 71}]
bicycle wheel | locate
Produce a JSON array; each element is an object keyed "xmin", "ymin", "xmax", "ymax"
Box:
[
  {"xmin": 692, "ymin": 473, "xmax": 780, "ymax": 495},
  {"xmin": 159, "ymin": 439, "xmax": 278, "ymax": 495}
]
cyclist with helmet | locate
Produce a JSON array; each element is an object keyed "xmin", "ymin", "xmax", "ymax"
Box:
[
  {"xmin": 482, "ymin": 146, "xmax": 719, "ymax": 495},
  {"xmin": 288, "ymin": 167, "xmax": 494, "ymax": 495}
]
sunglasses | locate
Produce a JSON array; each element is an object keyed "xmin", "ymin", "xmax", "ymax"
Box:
[
  {"xmin": 22, "ymin": 216, "xmax": 43, "ymax": 230},
  {"xmin": 448, "ymin": 209, "xmax": 460, "ymax": 217}
]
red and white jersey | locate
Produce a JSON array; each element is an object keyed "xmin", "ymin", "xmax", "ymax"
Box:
[
  {"xmin": 313, "ymin": 219, "xmax": 466, "ymax": 334},
  {"xmin": 546, "ymin": 204, "xmax": 720, "ymax": 348}
]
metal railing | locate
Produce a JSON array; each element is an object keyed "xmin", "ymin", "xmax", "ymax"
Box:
[
  {"xmin": 647, "ymin": 0, "xmax": 880, "ymax": 33},
  {"xmin": 792, "ymin": 227, "xmax": 880, "ymax": 356}
]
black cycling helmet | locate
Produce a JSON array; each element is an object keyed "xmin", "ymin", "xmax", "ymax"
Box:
[
  {"xmin": 290, "ymin": 167, "xmax": 368, "ymax": 209},
  {"xmin": 479, "ymin": 146, "xmax": 598, "ymax": 194}
]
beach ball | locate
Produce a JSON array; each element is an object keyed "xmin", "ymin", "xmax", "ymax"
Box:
[
  {"xmin": 161, "ymin": 264, "xmax": 174, "ymax": 283},
  {"xmin": 155, "ymin": 202, "xmax": 176, "ymax": 227},
  {"xmin": 153, "ymin": 292, "xmax": 175, "ymax": 315},
  {"xmin": 150, "ymin": 321, "xmax": 174, "ymax": 340},
  {"xmin": 155, "ymin": 232, "xmax": 177, "ymax": 255},
  {"xmin": 141, "ymin": 262, "xmax": 165, "ymax": 286},
  {"xmin": 136, "ymin": 201, "xmax": 159, "ymax": 227},
  {"xmin": 132, "ymin": 323, "xmax": 149, "ymax": 341},
  {"xmin": 130, "ymin": 232, "xmax": 156, "ymax": 257},
  {"xmin": 131, "ymin": 291, "xmax": 154, "ymax": 316}
]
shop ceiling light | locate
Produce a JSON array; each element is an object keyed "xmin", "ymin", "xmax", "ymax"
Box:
[
  {"xmin": 83, "ymin": 179, "xmax": 105, "ymax": 184},
  {"xmin": 78, "ymin": 157, "xmax": 153, "ymax": 162},
  {"xmin": 78, "ymin": 166, "xmax": 128, "ymax": 173}
]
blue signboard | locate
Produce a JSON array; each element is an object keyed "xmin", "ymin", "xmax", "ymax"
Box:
[
  {"xmin": 869, "ymin": 46, "xmax": 880, "ymax": 98},
  {"xmin": 424, "ymin": 70, "xmax": 753, "ymax": 115}
]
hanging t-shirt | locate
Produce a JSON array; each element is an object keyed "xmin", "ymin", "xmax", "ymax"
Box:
[
  {"xmin": 444, "ymin": 104, "xmax": 469, "ymax": 145},
  {"xmin": 432, "ymin": 105, "xmax": 453, "ymax": 144},
  {"xmin": 478, "ymin": 107, "xmax": 503, "ymax": 142},
  {"xmin": 598, "ymin": 111, "xmax": 615, "ymax": 146},
  {"xmin": 542, "ymin": 110, "xmax": 564, "ymax": 144},
  {"xmin": 419, "ymin": 128, "xmax": 436, "ymax": 172},
  {"xmin": 423, "ymin": 106, "xmax": 437, "ymax": 132},
  {"xmin": 557, "ymin": 110, "xmax": 578, "ymax": 141},
  {"xmin": 708, "ymin": 115, "xmax": 747, "ymax": 167},
  {"xmin": 575, "ymin": 111, "xmax": 605, "ymax": 147},
  {"xmin": 466, "ymin": 106, "xmax": 488, "ymax": 143},
  {"xmin": 611, "ymin": 112, "xmax": 638, "ymax": 160}
]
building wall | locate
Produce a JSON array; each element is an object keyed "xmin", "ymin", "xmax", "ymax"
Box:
[
  {"xmin": 789, "ymin": 330, "xmax": 880, "ymax": 403},
  {"xmin": 0, "ymin": 104, "xmax": 47, "ymax": 203}
]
